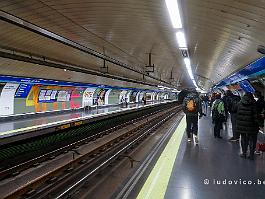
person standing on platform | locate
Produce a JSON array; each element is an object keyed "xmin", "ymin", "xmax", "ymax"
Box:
[
  {"xmin": 225, "ymin": 90, "xmax": 241, "ymax": 142},
  {"xmin": 183, "ymin": 88, "xmax": 203, "ymax": 144},
  {"xmin": 142, "ymin": 95, "xmax": 147, "ymax": 105},
  {"xmin": 202, "ymin": 94, "xmax": 209, "ymax": 115},
  {"xmin": 209, "ymin": 93, "xmax": 215, "ymax": 123},
  {"xmin": 237, "ymin": 92, "xmax": 259, "ymax": 160},
  {"xmin": 222, "ymin": 91, "xmax": 229, "ymax": 123},
  {"xmin": 255, "ymin": 91, "xmax": 265, "ymax": 127},
  {"xmin": 209, "ymin": 93, "xmax": 216, "ymax": 109},
  {"xmin": 212, "ymin": 94, "xmax": 225, "ymax": 138},
  {"xmin": 254, "ymin": 91, "xmax": 265, "ymax": 155}
]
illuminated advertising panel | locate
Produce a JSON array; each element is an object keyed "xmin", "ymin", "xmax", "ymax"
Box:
[
  {"xmin": 93, "ymin": 88, "xmax": 107, "ymax": 105},
  {"xmin": 119, "ymin": 90, "xmax": 128, "ymax": 103},
  {"xmin": 82, "ymin": 88, "xmax": 96, "ymax": 106},
  {"xmin": 38, "ymin": 89, "xmax": 58, "ymax": 102},
  {"xmin": 130, "ymin": 91, "xmax": 138, "ymax": 102},
  {"xmin": 104, "ymin": 89, "xmax": 112, "ymax": 105},
  {"xmin": 57, "ymin": 90, "xmax": 71, "ymax": 102},
  {"xmin": 0, "ymin": 83, "xmax": 19, "ymax": 115}
]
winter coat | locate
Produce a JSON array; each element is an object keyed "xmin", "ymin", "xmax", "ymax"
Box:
[
  {"xmin": 236, "ymin": 95, "xmax": 259, "ymax": 134},
  {"xmin": 256, "ymin": 97, "xmax": 265, "ymax": 115},
  {"xmin": 227, "ymin": 94, "xmax": 241, "ymax": 113},
  {"xmin": 182, "ymin": 92, "xmax": 202, "ymax": 117},
  {"xmin": 256, "ymin": 97, "xmax": 265, "ymax": 127}
]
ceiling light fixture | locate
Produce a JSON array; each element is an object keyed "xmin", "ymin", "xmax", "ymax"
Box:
[
  {"xmin": 176, "ymin": 31, "xmax": 187, "ymax": 48},
  {"xmin": 165, "ymin": 0, "xmax": 183, "ymax": 29},
  {"xmin": 188, "ymin": 70, "xmax": 194, "ymax": 80},
  {"xmin": 184, "ymin": 57, "xmax": 190, "ymax": 66},
  {"xmin": 192, "ymin": 80, "xmax": 198, "ymax": 87}
]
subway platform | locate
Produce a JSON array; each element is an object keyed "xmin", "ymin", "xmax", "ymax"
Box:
[{"xmin": 136, "ymin": 110, "xmax": 265, "ymax": 199}]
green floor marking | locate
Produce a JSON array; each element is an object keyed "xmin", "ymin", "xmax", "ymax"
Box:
[{"xmin": 136, "ymin": 116, "xmax": 186, "ymax": 199}]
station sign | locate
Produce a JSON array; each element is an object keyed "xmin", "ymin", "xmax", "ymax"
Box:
[
  {"xmin": 15, "ymin": 84, "xmax": 33, "ymax": 98},
  {"xmin": 239, "ymin": 80, "xmax": 255, "ymax": 93},
  {"xmin": 0, "ymin": 75, "xmax": 159, "ymax": 93},
  {"xmin": 215, "ymin": 56, "xmax": 265, "ymax": 87}
]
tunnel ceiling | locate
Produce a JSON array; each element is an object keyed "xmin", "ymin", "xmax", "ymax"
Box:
[{"xmin": 0, "ymin": 0, "xmax": 264, "ymax": 90}]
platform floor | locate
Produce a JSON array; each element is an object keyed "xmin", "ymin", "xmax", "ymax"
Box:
[
  {"xmin": 137, "ymin": 109, "xmax": 265, "ymax": 199},
  {"xmin": 0, "ymin": 101, "xmax": 161, "ymax": 139}
]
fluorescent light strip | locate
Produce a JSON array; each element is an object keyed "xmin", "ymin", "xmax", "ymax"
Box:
[
  {"xmin": 184, "ymin": 58, "xmax": 198, "ymax": 87},
  {"xmin": 165, "ymin": 0, "xmax": 182, "ymax": 29},
  {"xmin": 176, "ymin": 32, "xmax": 187, "ymax": 48},
  {"xmin": 188, "ymin": 70, "xmax": 194, "ymax": 80},
  {"xmin": 184, "ymin": 57, "xmax": 190, "ymax": 66}
]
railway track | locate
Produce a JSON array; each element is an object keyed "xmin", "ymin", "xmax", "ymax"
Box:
[
  {"xmin": 0, "ymin": 104, "xmax": 182, "ymax": 199},
  {"xmin": 0, "ymin": 102, "xmax": 177, "ymax": 180}
]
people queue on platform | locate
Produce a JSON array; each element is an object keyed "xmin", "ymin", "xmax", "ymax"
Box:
[{"xmin": 182, "ymin": 89, "xmax": 265, "ymax": 160}]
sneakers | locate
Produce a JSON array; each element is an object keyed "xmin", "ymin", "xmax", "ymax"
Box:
[
  {"xmin": 194, "ymin": 135, "xmax": 199, "ymax": 144},
  {"xmin": 255, "ymin": 151, "xmax": 262, "ymax": 155},
  {"xmin": 240, "ymin": 153, "xmax": 247, "ymax": 159},
  {"xmin": 229, "ymin": 137, "xmax": 239, "ymax": 142},
  {"xmin": 188, "ymin": 135, "xmax": 199, "ymax": 144},
  {"xmin": 247, "ymin": 155, "xmax": 254, "ymax": 160}
]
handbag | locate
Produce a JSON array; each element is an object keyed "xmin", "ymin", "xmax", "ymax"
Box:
[
  {"xmin": 257, "ymin": 130, "xmax": 265, "ymax": 152},
  {"xmin": 258, "ymin": 143, "xmax": 265, "ymax": 152}
]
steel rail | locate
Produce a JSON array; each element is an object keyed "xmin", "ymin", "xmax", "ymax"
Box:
[
  {"xmin": 0, "ymin": 106, "xmax": 163, "ymax": 180},
  {"xmin": 115, "ymin": 114, "xmax": 183, "ymax": 199},
  {"xmin": 2, "ymin": 106, "xmax": 180, "ymax": 199},
  {"xmin": 54, "ymin": 108, "xmax": 181, "ymax": 198}
]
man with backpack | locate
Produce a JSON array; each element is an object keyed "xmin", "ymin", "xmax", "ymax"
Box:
[
  {"xmin": 212, "ymin": 94, "xmax": 225, "ymax": 138},
  {"xmin": 183, "ymin": 89, "xmax": 203, "ymax": 144},
  {"xmin": 225, "ymin": 90, "xmax": 241, "ymax": 142}
]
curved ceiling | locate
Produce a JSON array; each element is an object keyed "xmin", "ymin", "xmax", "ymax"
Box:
[{"xmin": 0, "ymin": 0, "xmax": 264, "ymax": 90}]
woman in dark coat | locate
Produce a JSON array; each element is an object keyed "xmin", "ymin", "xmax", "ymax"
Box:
[{"xmin": 236, "ymin": 92, "xmax": 259, "ymax": 160}]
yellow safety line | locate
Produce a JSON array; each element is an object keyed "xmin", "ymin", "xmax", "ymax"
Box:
[{"xmin": 136, "ymin": 116, "xmax": 186, "ymax": 199}]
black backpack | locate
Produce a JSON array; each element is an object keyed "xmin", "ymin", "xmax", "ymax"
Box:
[{"xmin": 230, "ymin": 96, "xmax": 240, "ymax": 113}]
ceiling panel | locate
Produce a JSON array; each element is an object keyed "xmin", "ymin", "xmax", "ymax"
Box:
[{"xmin": 0, "ymin": 0, "xmax": 264, "ymax": 90}]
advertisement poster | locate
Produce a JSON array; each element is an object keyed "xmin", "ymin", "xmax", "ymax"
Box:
[
  {"xmin": 136, "ymin": 91, "xmax": 142, "ymax": 102},
  {"xmin": 119, "ymin": 90, "xmax": 128, "ymax": 103},
  {"xmin": 146, "ymin": 92, "xmax": 152, "ymax": 101},
  {"xmin": 82, "ymin": 88, "xmax": 96, "ymax": 107},
  {"xmin": 57, "ymin": 90, "xmax": 71, "ymax": 102},
  {"xmin": 138, "ymin": 91, "xmax": 144, "ymax": 102},
  {"xmin": 126, "ymin": 91, "xmax": 131, "ymax": 101},
  {"xmin": 151, "ymin": 92, "xmax": 156, "ymax": 101},
  {"xmin": 0, "ymin": 83, "xmax": 19, "ymax": 115},
  {"xmin": 130, "ymin": 91, "xmax": 138, "ymax": 102},
  {"xmin": 38, "ymin": 89, "xmax": 58, "ymax": 102},
  {"xmin": 93, "ymin": 88, "xmax": 107, "ymax": 105},
  {"xmin": 104, "ymin": 89, "xmax": 112, "ymax": 105}
]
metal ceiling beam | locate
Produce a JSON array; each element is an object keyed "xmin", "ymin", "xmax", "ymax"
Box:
[
  {"xmin": 0, "ymin": 48, "xmax": 160, "ymax": 88},
  {"xmin": 0, "ymin": 10, "xmax": 174, "ymax": 87}
]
